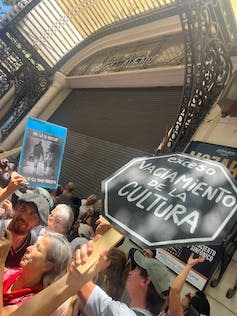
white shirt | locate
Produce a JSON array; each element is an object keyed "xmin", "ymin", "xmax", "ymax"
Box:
[{"xmin": 84, "ymin": 285, "xmax": 153, "ymax": 316}]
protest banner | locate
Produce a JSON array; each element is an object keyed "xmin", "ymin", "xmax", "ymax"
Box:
[
  {"xmin": 18, "ymin": 117, "xmax": 67, "ymax": 189},
  {"xmin": 160, "ymin": 141, "xmax": 237, "ymax": 289},
  {"xmin": 103, "ymin": 153, "xmax": 237, "ymax": 248}
]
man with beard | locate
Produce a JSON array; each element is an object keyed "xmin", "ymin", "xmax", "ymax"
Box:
[{"xmin": 2, "ymin": 192, "xmax": 50, "ymax": 268}]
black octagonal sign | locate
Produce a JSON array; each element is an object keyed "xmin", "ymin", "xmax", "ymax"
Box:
[{"xmin": 103, "ymin": 153, "xmax": 237, "ymax": 247}]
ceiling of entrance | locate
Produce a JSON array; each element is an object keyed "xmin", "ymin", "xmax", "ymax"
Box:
[{"xmin": 8, "ymin": 0, "xmax": 175, "ymax": 67}]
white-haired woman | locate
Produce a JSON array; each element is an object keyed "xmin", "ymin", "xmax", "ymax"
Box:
[
  {"xmin": 0, "ymin": 230, "xmax": 72, "ymax": 315},
  {"xmin": 39, "ymin": 204, "xmax": 74, "ymax": 237}
]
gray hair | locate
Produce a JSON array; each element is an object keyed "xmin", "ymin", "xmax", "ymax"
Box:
[
  {"xmin": 53, "ymin": 204, "xmax": 74, "ymax": 232},
  {"xmin": 42, "ymin": 232, "xmax": 72, "ymax": 287}
]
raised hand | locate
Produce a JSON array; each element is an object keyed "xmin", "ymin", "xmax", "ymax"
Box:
[
  {"xmin": 187, "ymin": 252, "xmax": 205, "ymax": 267},
  {"xmin": 1, "ymin": 199, "xmax": 14, "ymax": 217},
  {"xmin": 95, "ymin": 215, "xmax": 112, "ymax": 236},
  {"xmin": 7, "ymin": 171, "xmax": 27, "ymax": 192},
  {"xmin": 74, "ymin": 240, "xmax": 94, "ymax": 266},
  {"xmin": 69, "ymin": 242, "xmax": 111, "ymax": 293}
]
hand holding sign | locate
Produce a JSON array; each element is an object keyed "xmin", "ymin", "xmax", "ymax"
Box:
[
  {"xmin": 74, "ymin": 216, "xmax": 123, "ymax": 274},
  {"xmin": 95, "ymin": 215, "xmax": 112, "ymax": 237}
]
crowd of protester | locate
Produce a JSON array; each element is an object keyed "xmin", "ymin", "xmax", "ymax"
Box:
[{"xmin": 0, "ymin": 158, "xmax": 210, "ymax": 316}]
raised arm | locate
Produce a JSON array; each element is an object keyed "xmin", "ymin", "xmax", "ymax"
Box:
[
  {"xmin": 0, "ymin": 172, "xmax": 27, "ymax": 203},
  {"xmin": 169, "ymin": 253, "xmax": 205, "ymax": 316},
  {"xmin": 3, "ymin": 217, "xmax": 116, "ymax": 316},
  {"xmin": 7, "ymin": 270, "xmax": 81, "ymax": 316},
  {"xmin": 4, "ymin": 234, "xmax": 110, "ymax": 316}
]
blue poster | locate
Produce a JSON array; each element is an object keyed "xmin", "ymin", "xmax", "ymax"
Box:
[{"xmin": 18, "ymin": 117, "xmax": 67, "ymax": 189}]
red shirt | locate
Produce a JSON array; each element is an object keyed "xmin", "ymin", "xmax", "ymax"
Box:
[{"xmin": 3, "ymin": 268, "xmax": 43, "ymax": 306}]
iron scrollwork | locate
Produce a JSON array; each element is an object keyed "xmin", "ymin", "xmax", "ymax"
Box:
[
  {"xmin": 167, "ymin": 0, "xmax": 232, "ymax": 152},
  {"xmin": 0, "ymin": 68, "xmax": 12, "ymax": 99},
  {"xmin": 0, "ymin": 28, "xmax": 51, "ymax": 143}
]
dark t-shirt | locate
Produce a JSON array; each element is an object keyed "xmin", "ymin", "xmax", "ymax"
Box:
[
  {"xmin": 3, "ymin": 221, "xmax": 37, "ymax": 268},
  {"xmin": 185, "ymin": 305, "xmax": 200, "ymax": 316}
]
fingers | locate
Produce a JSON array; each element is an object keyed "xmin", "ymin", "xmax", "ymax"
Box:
[
  {"xmin": 10, "ymin": 172, "xmax": 27, "ymax": 187},
  {"xmin": 72, "ymin": 242, "xmax": 111, "ymax": 286},
  {"xmin": 2, "ymin": 199, "xmax": 13, "ymax": 213},
  {"xmin": 74, "ymin": 246, "xmax": 85, "ymax": 266},
  {"xmin": 2, "ymin": 199, "xmax": 12, "ymax": 207},
  {"xmin": 187, "ymin": 252, "xmax": 206, "ymax": 267},
  {"xmin": 74, "ymin": 241, "xmax": 94, "ymax": 266},
  {"xmin": 198, "ymin": 255, "xmax": 206, "ymax": 263},
  {"xmin": 95, "ymin": 215, "xmax": 112, "ymax": 235},
  {"xmin": 95, "ymin": 215, "xmax": 110, "ymax": 226},
  {"xmin": 91, "ymin": 251, "xmax": 111, "ymax": 275}
]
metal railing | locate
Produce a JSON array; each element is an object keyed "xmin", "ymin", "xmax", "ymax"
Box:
[{"xmin": 0, "ymin": 0, "xmax": 176, "ymax": 143}]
